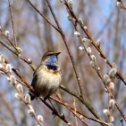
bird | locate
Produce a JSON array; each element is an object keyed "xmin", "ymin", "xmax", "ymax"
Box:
[{"xmin": 30, "ymin": 51, "xmax": 62, "ymax": 100}]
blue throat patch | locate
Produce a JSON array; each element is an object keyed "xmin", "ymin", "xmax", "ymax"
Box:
[
  {"xmin": 45, "ymin": 63, "xmax": 58, "ymax": 70},
  {"xmin": 45, "ymin": 55, "xmax": 58, "ymax": 70},
  {"xmin": 48, "ymin": 55, "xmax": 57, "ymax": 63}
]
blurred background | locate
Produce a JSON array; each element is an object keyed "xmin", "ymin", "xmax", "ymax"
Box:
[{"xmin": 0, "ymin": 0, "xmax": 126, "ymax": 126}]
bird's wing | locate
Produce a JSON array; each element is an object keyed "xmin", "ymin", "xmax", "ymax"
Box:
[
  {"xmin": 31, "ymin": 64, "xmax": 42, "ymax": 88},
  {"xmin": 31, "ymin": 73, "xmax": 38, "ymax": 89}
]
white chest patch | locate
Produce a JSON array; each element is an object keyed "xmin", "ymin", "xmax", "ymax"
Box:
[{"xmin": 35, "ymin": 68, "xmax": 61, "ymax": 97}]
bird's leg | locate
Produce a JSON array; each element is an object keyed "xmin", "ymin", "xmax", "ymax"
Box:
[
  {"xmin": 44, "ymin": 91, "xmax": 59, "ymax": 115},
  {"xmin": 48, "ymin": 98, "xmax": 59, "ymax": 115}
]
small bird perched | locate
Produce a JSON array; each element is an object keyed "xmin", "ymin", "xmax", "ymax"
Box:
[{"xmin": 30, "ymin": 51, "xmax": 61, "ymax": 100}]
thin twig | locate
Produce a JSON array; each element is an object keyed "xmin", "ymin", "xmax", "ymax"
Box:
[
  {"xmin": 11, "ymin": 68, "xmax": 76, "ymax": 126},
  {"xmin": 60, "ymin": 85, "xmax": 101, "ymax": 119},
  {"xmin": 26, "ymin": 0, "xmax": 60, "ymax": 33},
  {"xmin": 8, "ymin": 0, "xmax": 17, "ymax": 47},
  {"xmin": 0, "ymin": 40, "xmax": 35, "ymax": 71},
  {"xmin": 64, "ymin": 0, "xmax": 126, "ymax": 86},
  {"xmin": 46, "ymin": 0, "xmax": 83, "ymax": 99},
  {"xmin": 51, "ymin": 96, "xmax": 110, "ymax": 126}
]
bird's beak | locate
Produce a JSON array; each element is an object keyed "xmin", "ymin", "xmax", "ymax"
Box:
[{"xmin": 55, "ymin": 52, "xmax": 61, "ymax": 56}]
